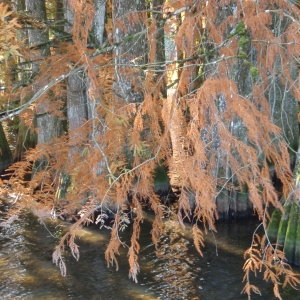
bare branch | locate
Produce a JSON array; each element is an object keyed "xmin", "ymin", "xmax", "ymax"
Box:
[{"xmin": 0, "ymin": 66, "xmax": 83, "ymax": 122}]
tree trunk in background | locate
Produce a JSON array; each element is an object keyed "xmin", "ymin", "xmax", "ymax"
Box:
[
  {"xmin": 13, "ymin": 0, "xmax": 37, "ymax": 161},
  {"xmin": 268, "ymin": 137, "xmax": 300, "ymax": 266},
  {"xmin": 57, "ymin": 0, "xmax": 107, "ymax": 202},
  {"xmin": 14, "ymin": 119, "xmax": 37, "ymax": 161},
  {"xmin": 207, "ymin": 2, "xmax": 298, "ymax": 219},
  {"xmin": 87, "ymin": 0, "xmax": 107, "ymax": 176},
  {"xmin": 162, "ymin": 6, "xmax": 202, "ymax": 198},
  {"xmin": 112, "ymin": 0, "xmax": 147, "ymax": 103},
  {"xmin": 152, "ymin": 0, "xmax": 166, "ymax": 97},
  {"xmin": 54, "ymin": 0, "xmax": 65, "ymax": 34},
  {"xmin": 150, "ymin": 0, "xmax": 169, "ymax": 194},
  {"xmin": 14, "ymin": 0, "xmax": 65, "ymax": 160},
  {"xmin": 87, "ymin": 0, "xmax": 106, "ymax": 120},
  {"xmin": 27, "ymin": 0, "xmax": 64, "ymax": 145},
  {"xmin": 258, "ymin": 1, "xmax": 300, "ymax": 265},
  {"xmin": 0, "ymin": 123, "xmax": 12, "ymax": 174},
  {"xmin": 90, "ymin": 0, "xmax": 106, "ymax": 48},
  {"xmin": 266, "ymin": 13, "xmax": 299, "ymax": 162},
  {"xmin": 63, "ymin": 0, "xmax": 88, "ymax": 155},
  {"xmin": 66, "ymin": 71, "xmax": 88, "ymax": 138},
  {"xmin": 163, "ymin": 1, "xmax": 299, "ymax": 220}
]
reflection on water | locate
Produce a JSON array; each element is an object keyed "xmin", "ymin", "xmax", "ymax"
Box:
[
  {"xmin": 140, "ymin": 220, "xmax": 201, "ymax": 300},
  {"xmin": 0, "ymin": 210, "xmax": 153, "ymax": 300},
  {"xmin": 0, "ymin": 210, "xmax": 299, "ymax": 299}
]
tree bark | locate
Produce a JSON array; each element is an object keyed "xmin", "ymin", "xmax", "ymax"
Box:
[
  {"xmin": 112, "ymin": 0, "xmax": 147, "ymax": 103},
  {"xmin": 268, "ymin": 137, "xmax": 300, "ymax": 266},
  {"xmin": 13, "ymin": 0, "xmax": 37, "ymax": 160},
  {"xmin": 14, "ymin": 0, "xmax": 64, "ymax": 160},
  {"xmin": 31, "ymin": 0, "xmax": 65, "ymax": 145},
  {"xmin": 0, "ymin": 123, "xmax": 12, "ymax": 174},
  {"xmin": 90, "ymin": 0, "xmax": 106, "ymax": 48}
]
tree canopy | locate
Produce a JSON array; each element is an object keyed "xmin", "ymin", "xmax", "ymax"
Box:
[{"xmin": 0, "ymin": 0, "xmax": 300, "ymax": 298}]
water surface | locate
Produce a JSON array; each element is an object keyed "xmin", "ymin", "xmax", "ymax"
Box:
[{"xmin": 0, "ymin": 210, "xmax": 299, "ymax": 299}]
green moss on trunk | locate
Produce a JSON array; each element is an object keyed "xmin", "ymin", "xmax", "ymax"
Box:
[
  {"xmin": 283, "ymin": 204, "xmax": 299, "ymax": 264},
  {"xmin": 276, "ymin": 202, "xmax": 292, "ymax": 248},
  {"xmin": 267, "ymin": 208, "xmax": 282, "ymax": 244},
  {"xmin": 294, "ymin": 211, "xmax": 300, "ymax": 266}
]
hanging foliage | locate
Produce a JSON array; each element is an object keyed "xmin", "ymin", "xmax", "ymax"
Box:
[{"xmin": 0, "ymin": 1, "xmax": 300, "ymax": 299}]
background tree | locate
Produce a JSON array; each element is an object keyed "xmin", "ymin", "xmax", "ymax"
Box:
[
  {"xmin": 12, "ymin": 0, "xmax": 48, "ymax": 160},
  {"xmin": 0, "ymin": 2, "xmax": 20, "ymax": 172},
  {"xmin": 0, "ymin": 123, "xmax": 12, "ymax": 174},
  {"xmin": 112, "ymin": 0, "xmax": 147, "ymax": 103}
]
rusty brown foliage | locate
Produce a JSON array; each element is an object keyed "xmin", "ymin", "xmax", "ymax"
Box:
[{"xmin": 1, "ymin": 1, "xmax": 300, "ymax": 298}]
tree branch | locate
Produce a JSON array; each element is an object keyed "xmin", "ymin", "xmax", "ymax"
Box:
[{"xmin": 0, "ymin": 66, "xmax": 83, "ymax": 122}]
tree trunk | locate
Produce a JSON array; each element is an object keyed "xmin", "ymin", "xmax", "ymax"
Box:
[
  {"xmin": 66, "ymin": 71, "xmax": 88, "ymax": 137},
  {"xmin": 152, "ymin": 0, "xmax": 166, "ymax": 97},
  {"xmin": 90, "ymin": 0, "xmax": 106, "ymax": 48},
  {"xmin": 14, "ymin": 0, "xmax": 64, "ymax": 160},
  {"xmin": 57, "ymin": 0, "xmax": 106, "ymax": 201},
  {"xmin": 112, "ymin": 0, "xmax": 147, "ymax": 103},
  {"xmin": 0, "ymin": 123, "xmax": 12, "ymax": 174},
  {"xmin": 268, "ymin": 138, "xmax": 300, "ymax": 266},
  {"xmin": 13, "ymin": 0, "xmax": 37, "ymax": 161},
  {"xmin": 29, "ymin": 0, "xmax": 64, "ymax": 145},
  {"xmin": 266, "ymin": 13, "xmax": 299, "ymax": 157}
]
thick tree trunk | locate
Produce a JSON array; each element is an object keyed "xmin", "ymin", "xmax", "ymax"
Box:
[
  {"xmin": 14, "ymin": 120, "xmax": 37, "ymax": 161},
  {"xmin": 60, "ymin": 0, "xmax": 106, "ymax": 190},
  {"xmin": 13, "ymin": 0, "xmax": 37, "ymax": 160},
  {"xmin": 29, "ymin": 0, "xmax": 64, "ymax": 145},
  {"xmin": 14, "ymin": 0, "xmax": 64, "ymax": 160},
  {"xmin": 66, "ymin": 71, "xmax": 88, "ymax": 135},
  {"xmin": 0, "ymin": 123, "xmax": 12, "ymax": 174},
  {"xmin": 268, "ymin": 138, "xmax": 300, "ymax": 266},
  {"xmin": 162, "ymin": 90, "xmax": 187, "ymax": 189},
  {"xmin": 91, "ymin": 0, "xmax": 106, "ymax": 48},
  {"xmin": 152, "ymin": 0, "xmax": 166, "ymax": 97},
  {"xmin": 63, "ymin": 0, "xmax": 106, "ymax": 154},
  {"xmin": 266, "ymin": 13, "xmax": 299, "ymax": 156},
  {"xmin": 112, "ymin": 0, "xmax": 147, "ymax": 103}
]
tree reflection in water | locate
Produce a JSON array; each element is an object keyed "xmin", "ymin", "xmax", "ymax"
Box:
[
  {"xmin": 141, "ymin": 219, "xmax": 202, "ymax": 300},
  {"xmin": 1, "ymin": 211, "xmax": 299, "ymax": 299}
]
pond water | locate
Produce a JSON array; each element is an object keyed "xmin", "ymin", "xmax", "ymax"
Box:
[{"xmin": 0, "ymin": 209, "xmax": 299, "ymax": 300}]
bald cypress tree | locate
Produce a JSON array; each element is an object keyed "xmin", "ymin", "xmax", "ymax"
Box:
[{"xmin": 1, "ymin": 1, "xmax": 299, "ymax": 298}]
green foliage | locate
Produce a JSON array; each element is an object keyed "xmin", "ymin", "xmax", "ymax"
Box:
[
  {"xmin": 237, "ymin": 50, "xmax": 248, "ymax": 59},
  {"xmin": 235, "ymin": 21, "xmax": 247, "ymax": 36},
  {"xmin": 228, "ymin": 21, "xmax": 247, "ymax": 38},
  {"xmin": 250, "ymin": 65, "xmax": 260, "ymax": 79},
  {"xmin": 238, "ymin": 36, "xmax": 250, "ymax": 48}
]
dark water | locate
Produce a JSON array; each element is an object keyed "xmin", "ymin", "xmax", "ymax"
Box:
[{"xmin": 0, "ymin": 210, "xmax": 299, "ymax": 300}]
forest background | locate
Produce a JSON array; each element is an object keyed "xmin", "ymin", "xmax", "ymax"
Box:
[{"xmin": 0, "ymin": 0, "xmax": 300, "ymax": 299}]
